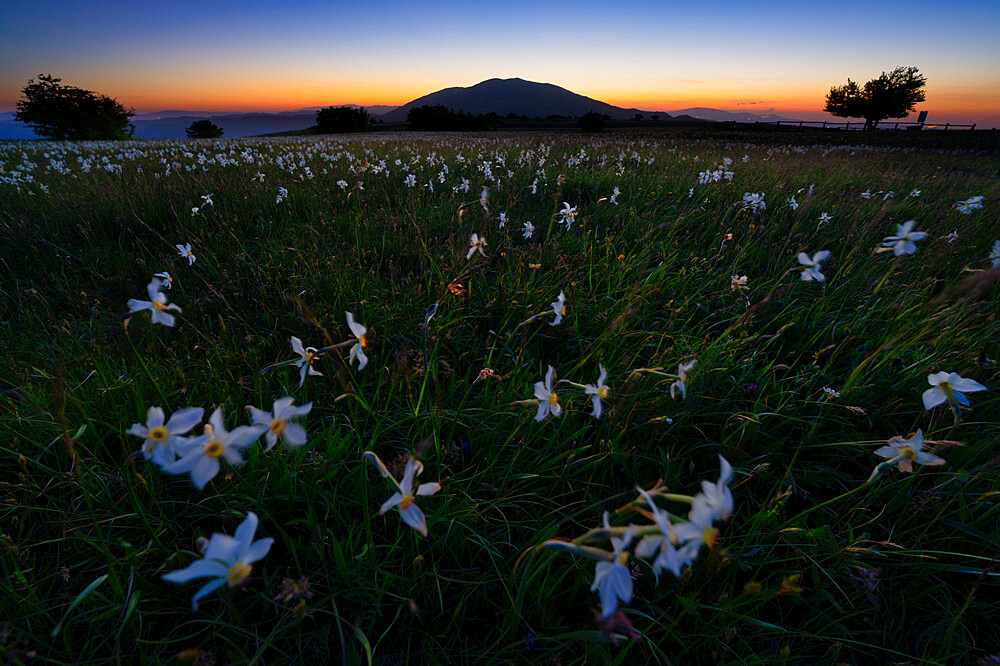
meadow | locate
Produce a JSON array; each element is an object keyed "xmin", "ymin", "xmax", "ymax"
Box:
[{"xmin": 1, "ymin": 129, "xmax": 999, "ymax": 664}]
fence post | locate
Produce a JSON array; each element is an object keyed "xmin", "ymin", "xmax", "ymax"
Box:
[
  {"xmin": 845, "ymin": 122, "xmax": 850, "ymax": 130},
  {"xmin": 822, "ymin": 121, "xmax": 826, "ymax": 129},
  {"xmin": 893, "ymin": 122, "xmax": 899, "ymax": 129},
  {"xmin": 971, "ymin": 124, "xmax": 976, "ymax": 131},
  {"xmin": 944, "ymin": 123, "xmax": 949, "ymax": 130}
]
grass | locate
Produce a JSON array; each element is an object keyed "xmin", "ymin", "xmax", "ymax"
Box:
[{"xmin": 1, "ymin": 129, "xmax": 999, "ymax": 664}]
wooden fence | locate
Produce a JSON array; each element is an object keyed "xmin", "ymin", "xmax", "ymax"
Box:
[{"xmin": 753, "ymin": 120, "xmax": 977, "ymax": 131}]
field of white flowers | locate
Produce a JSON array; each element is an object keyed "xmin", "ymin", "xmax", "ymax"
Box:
[{"xmin": 1, "ymin": 129, "xmax": 998, "ymax": 663}]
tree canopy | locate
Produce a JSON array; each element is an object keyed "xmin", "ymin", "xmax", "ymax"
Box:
[
  {"xmin": 15, "ymin": 74, "xmax": 135, "ymax": 140},
  {"xmin": 406, "ymin": 105, "xmax": 490, "ymax": 131},
  {"xmin": 314, "ymin": 106, "xmax": 374, "ymax": 134},
  {"xmin": 824, "ymin": 66, "xmax": 927, "ymax": 130},
  {"xmin": 186, "ymin": 119, "xmax": 224, "ymax": 139}
]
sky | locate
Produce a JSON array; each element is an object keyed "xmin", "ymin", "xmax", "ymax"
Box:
[{"xmin": 2, "ymin": 0, "xmax": 999, "ymax": 127}]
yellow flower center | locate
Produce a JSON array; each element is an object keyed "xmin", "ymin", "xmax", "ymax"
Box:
[
  {"xmin": 597, "ymin": 387, "xmax": 610, "ymax": 400},
  {"xmin": 187, "ymin": 250, "xmax": 194, "ymax": 256},
  {"xmin": 900, "ymin": 447, "xmax": 917, "ymax": 460},
  {"xmin": 227, "ymin": 562, "xmax": 252, "ymax": 587},
  {"xmin": 269, "ymin": 419, "xmax": 285, "ymax": 435},
  {"xmin": 938, "ymin": 382, "xmax": 954, "ymax": 401},
  {"xmin": 702, "ymin": 526, "xmax": 720, "ymax": 548},
  {"xmin": 205, "ymin": 440, "xmax": 224, "ymax": 458},
  {"xmin": 560, "ymin": 306, "xmax": 566, "ymax": 316},
  {"xmin": 360, "ymin": 336, "xmax": 367, "ymax": 348},
  {"xmin": 148, "ymin": 425, "xmax": 169, "ymax": 442},
  {"xmin": 399, "ymin": 494, "xmax": 416, "ymax": 510},
  {"xmin": 153, "ymin": 301, "xmax": 164, "ymax": 310},
  {"xmin": 548, "ymin": 392, "xmax": 559, "ymax": 406}
]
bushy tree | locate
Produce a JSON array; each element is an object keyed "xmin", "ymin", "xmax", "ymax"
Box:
[
  {"xmin": 314, "ymin": 106, "xmax": 374, "ymax": 134},
  {"xmin": 406, "ymin": 105, "xmax": 488, "ymax": 131},
  {"xmin": 186, "ymin": 119, "xmax": 224, "ymax": 138},
  {"xmin": 824, "ymin": 66, "xmax": 927, "ymax": 130},
  {"xmin": 577, "ymin": 111, "xmax": 606, "ymax": 132},
  {"xmin": 14, "ymin": 74, "xmax": 134, "ymax": 140}
]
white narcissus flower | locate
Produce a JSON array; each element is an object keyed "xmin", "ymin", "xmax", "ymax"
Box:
[
  {"xmin": 247, "ymin": 397, "xmax": 312, "ymax": 451},
  {"xmin": 583, "ymin": 364, "xmax": 610, "ymax": 419},
  {"xmin": 127, "ymin": 280, "xmax": 182, "ymax": 327},
  {"xmin": 955, "ymin": 196, "xmax": 984, "ymax": 214},
  {"xmin": 291, "ymin": 336, "xmax": 323, "ymax": 387},
  {"xmin": 672, "ymin": 498, "xmax": 721, "ymax": 564},
  {"xmin": 922, "ymin": 371, "xmax": 987, "ymax": 420},
  {"xmin": 798, "ymin": 250, "xmax": 831, "ymax": 282},
  {"xmin": 467, "ymin": 233, "xmax": 487, "ymax": 260},
  {"xmin": 161, "ymin": 408, "xmax": 265, "ymax": 490},
  {"xmin": 550, "ymin": 290, "xmax": 567, "ymax": 326},
  {"xmin": 162, "ymin": 512, "xmax": 274, "ymax": 610},
  {"xmin": 874, "ymin": 430, "xmax": 944, "ymax": 474},
  {"xmin": 522, "ymin": 221, "xmax": 534, "ymax": 238},
  {"xmin": 742, "ymin": 192, "xmax": 765, "ymax": 213},
  {"xmin": 558, "ymin": 202, "xmax": 577, "ymax": 228},
  {"xmin": 989, "ymin": 240, "xmax": 1000, "ymax": 267},
  {"xmin": 126, "ymin": 406, "xmax": 204, "ymax": 467},
  {"xmin": 881, "ymin": 220, "xmax": 928, "ymax": 256},
  {"xmin": 379, "ymin": 458, "xmax": 441, "ymax": 537},
  {"xmin": 634, "ymin": 488, "xmax": 686, "ymax": 580},
  {"xmin": 152, "ymin": 271, "xmax": 173, "ymax": 291},
  {"xmin": 346, "ymin": 312, "xmax": 368, "ymax": 370},
  {"xmin": 176, "ymin": 242, "xmax": 196, "ymax": 265},
  {"xmin": 730, "ymin": 275, "xmax": 748, "ymax": 292},
  {"xmin": 498, "ymin": 212, "xmax": 507, "ymax": 229},
  {"xmin": 670, "ymin": 360, "xmax": 696, "ymax": 400},
  {"xmin": 533, "ymin": 365, "xmax": 561, "ymax": 421},
  {"xmin": 692, "ymin": 456, "xmax": 734, "ymax": 522},
  {"xmin": 590, "ymin": 513, "xmax": 635, "ymax": 619}
]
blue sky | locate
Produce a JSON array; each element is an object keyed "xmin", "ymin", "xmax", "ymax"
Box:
[{"xmin": 3, "ymin": 0, "xmax": 998, "ymax": 125}]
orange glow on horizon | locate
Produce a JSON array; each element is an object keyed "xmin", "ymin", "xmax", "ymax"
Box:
[{"xmin": 5, "ymin": 75, "xmax": 996, "ymax": 127}]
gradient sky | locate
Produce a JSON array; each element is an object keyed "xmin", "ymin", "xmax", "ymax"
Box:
[{"xmin": 3, "ymin": 0, "xmax": 999, "ymax": 127}]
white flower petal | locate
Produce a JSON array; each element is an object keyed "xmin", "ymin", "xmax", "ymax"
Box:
[
  {"xmin": 380, "ymin": 492, "xmax": 403, "ymax": 515},
  {"xmin": 190, "ymin": 456, "xmax": 220, "ymax": 490},
  {"xmin": 399, "ymin": 503, "xmax": 428, "ymax": 536},
  {"xmin": 163, "ymin": 558, "xmax": 228, "ymax": 584},
  {"xmin": 165, "ymin": 407, "xmax": 203, "ymax": 434}
]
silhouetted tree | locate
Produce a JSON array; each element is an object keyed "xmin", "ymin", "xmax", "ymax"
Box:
[
  {"xmin": 407, "ymin": 105, "xmax": 488, "ymax": 131},
  {"xmin": 185, "ymin": 119, "xmax": 224, "ymax": 138},
  {"xmin": 314, "ymin": 106, "xmax": 374, "ymax": 134},
  {"xmin": 633, "ymin": 113, "xmax": 644, "ymax": 121},
  {"xmin": 577, "ymin": 111, "xmax": 605, "ymax": 132},
  {"xmin": 14, "ymin": 74, "xmax": 134, "ymax": 140},
  {"xmin": 824, "ymin": 66, "xmax": 926, "ymax": 130},
  {"xmin": 651, "ymin": 114, "xmax": 660, "ymax": 121}
]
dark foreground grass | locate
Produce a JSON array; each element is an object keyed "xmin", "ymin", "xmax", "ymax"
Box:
[{"xmin": 1, "ymin": 131, "xmax": 999, "ymax": 664}]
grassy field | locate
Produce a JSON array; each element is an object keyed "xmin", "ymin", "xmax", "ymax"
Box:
[{"xmin": 1, "ymin": 129, "xmax": 999, "ymax": 664}]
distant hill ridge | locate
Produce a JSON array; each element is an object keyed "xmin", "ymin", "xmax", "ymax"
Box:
[
  {"xmin": 378, "ymin": 77, "xmax": 672, "ymax": 122},
  {"xmin": 0, "ymin": 78, "xmax": 807, "ymax": 140}
]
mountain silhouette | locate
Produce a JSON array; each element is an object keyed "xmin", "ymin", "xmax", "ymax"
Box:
[{"xmin": 379, "ymin": 78, "xmax": 672, "ymax": 122}]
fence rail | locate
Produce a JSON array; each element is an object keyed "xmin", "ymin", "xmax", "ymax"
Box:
[{"xmin": 752, "ymin": 120, "xmax": 977, "ymax": 131}]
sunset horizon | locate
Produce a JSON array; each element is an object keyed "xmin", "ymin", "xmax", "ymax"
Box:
[{"xmin": 3, "ymin": 0, "xmax": 998, "ymax": 128}]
